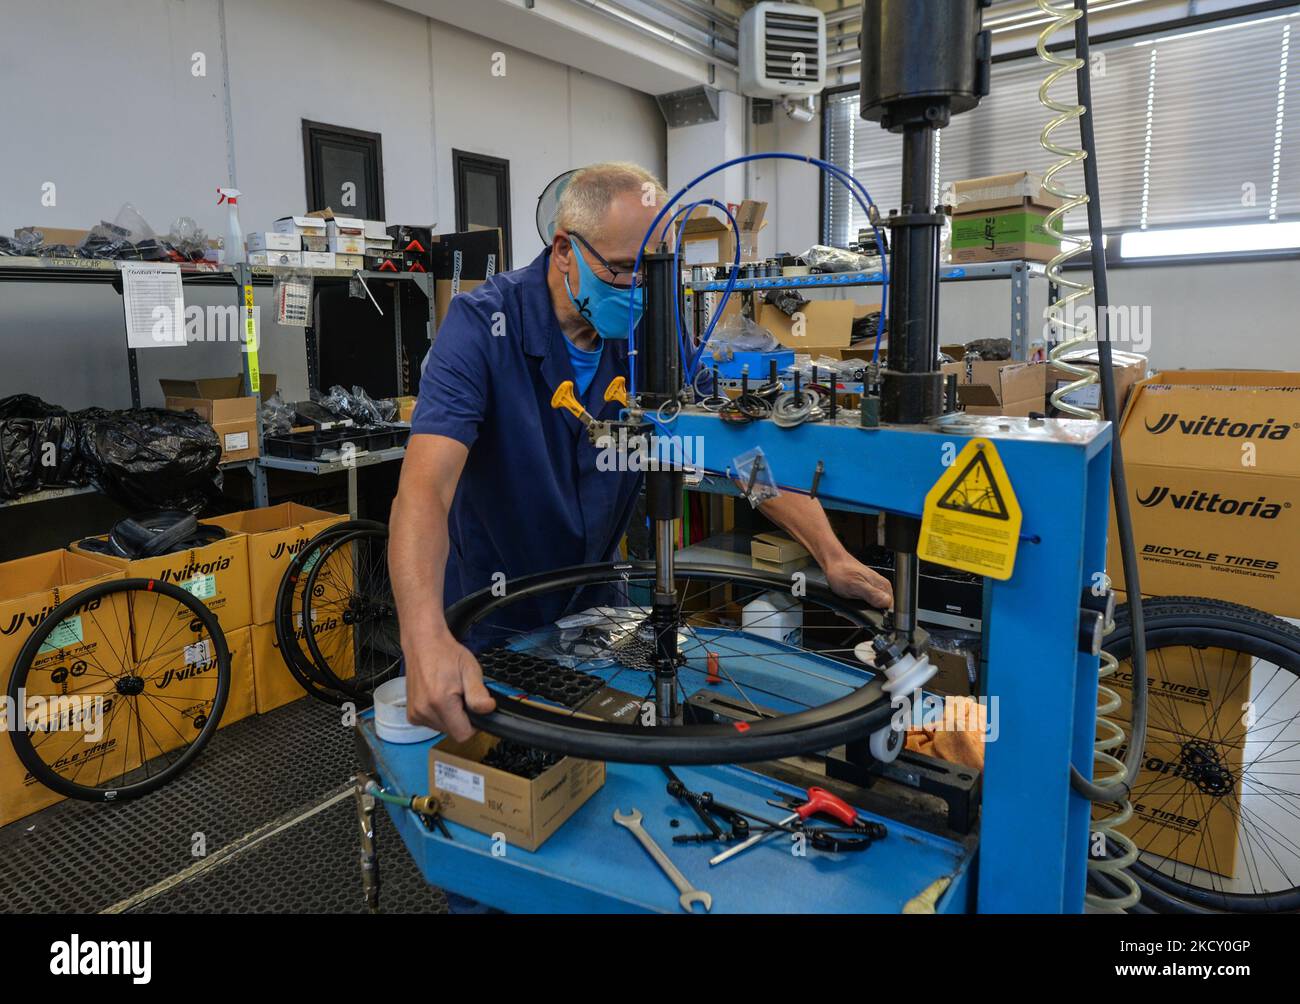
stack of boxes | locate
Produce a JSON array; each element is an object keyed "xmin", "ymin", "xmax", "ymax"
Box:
[
  {"xmin": 275, "ymin": 216, "xmax": 332, "ymax": 268},
  {"xmin": 0, "ymin": 550, "xmax": 130, "ymax": 825},
  {"xmin": 206, "ymin": 504, "xmax": 350, "ymax": 713},
  {"xmin": 0, "ymin": 503, "xmax": 351, "ymax": 826}
]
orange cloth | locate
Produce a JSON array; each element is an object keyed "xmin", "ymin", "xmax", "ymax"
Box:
[{"xmin": 904, "ymin": 696, "xmax": 986, "ymax": 771}]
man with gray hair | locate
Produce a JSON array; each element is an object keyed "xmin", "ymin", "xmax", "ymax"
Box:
[{"xmin": 391, "ymin": 161, "xmax": 892, "ymax": 742}]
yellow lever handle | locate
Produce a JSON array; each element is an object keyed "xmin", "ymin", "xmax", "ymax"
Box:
[
  {"xmin": 603, "ymin": 376, "xmax": 629, "ymax": 408},
  {"xmin": 550, "ymin": 380, "xmax": 592, "ymax": 424}
]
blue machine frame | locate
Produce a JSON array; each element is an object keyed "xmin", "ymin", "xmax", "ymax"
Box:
[{"xmin": 359, "ymin": 412, "xmax": 1112, "ymax": 913}]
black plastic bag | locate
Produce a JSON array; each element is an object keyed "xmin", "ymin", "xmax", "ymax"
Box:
[
  {"xmin": 0, "ymin": 394, "xmax": 85, "ymax": 497},
  {"xmin": 78, "ymin": 408, "xmax": 222, "ymax": 513}
]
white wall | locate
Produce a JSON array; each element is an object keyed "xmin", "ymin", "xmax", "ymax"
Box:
[{"xmin": 0, "ymin": 0, "xmax": 667, "ymax": 408}]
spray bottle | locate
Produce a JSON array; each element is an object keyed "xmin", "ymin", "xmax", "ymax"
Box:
[{"xmin": 217, "ymin": 188, "xmax": 244, "ymax": 265}]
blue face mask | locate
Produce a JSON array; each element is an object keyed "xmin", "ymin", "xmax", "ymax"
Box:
[{"xmin": 563, "ymin": 240, "xmax": 643, "ymax": 341}]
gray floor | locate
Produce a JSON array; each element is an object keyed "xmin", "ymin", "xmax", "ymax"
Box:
[{"xmin": 0, "ymin": 697, "xmax": 447, "ymax": 914}]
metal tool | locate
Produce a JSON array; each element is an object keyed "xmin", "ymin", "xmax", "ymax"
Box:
[
  {"xmin": 612, "ymin": 808, "xmax": 712, "ymax": 913},
  {"xmin": 710, "ymin": 787, "xmax": 859, "ymax": 867}
]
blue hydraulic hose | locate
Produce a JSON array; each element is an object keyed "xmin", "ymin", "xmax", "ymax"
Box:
[
  {"xmin": 626, "ymin": 153, "xmax": 889, "ymax": 399},
  {"xmin": 668, "ymin": 199, "xmax": 741, "ymax": 378}
]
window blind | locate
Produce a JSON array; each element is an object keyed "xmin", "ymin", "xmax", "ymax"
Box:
[{"xmin": 823, "ymin": 11, "xmax": 1299, "ymax": 243}]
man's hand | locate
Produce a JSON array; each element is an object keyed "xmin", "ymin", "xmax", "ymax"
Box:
[
  {"xmin": 824, "ymin": 554, "xmax": 893, "ymax": 610},
  {"xmin": 404, "ymin": 630, "xmax": 497, "ymax": 741}
]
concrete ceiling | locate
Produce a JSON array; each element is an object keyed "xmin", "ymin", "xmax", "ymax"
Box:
[{"xmin": 386, "ymin": 0, "xmax": 738, "ymax": 95}]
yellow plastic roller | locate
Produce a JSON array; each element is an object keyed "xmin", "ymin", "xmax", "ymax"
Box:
[
  {"xmin": 603, "ymin": 376, "xmax": 629, "ymax": 408},
  {"xmin": 550, "ymin": 380, "xmax": 592, "ymax": 424}
]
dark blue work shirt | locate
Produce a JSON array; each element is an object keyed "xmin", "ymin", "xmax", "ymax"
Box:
[{"xmin": 411, "ymin": 249, "xmax": 642, "ymax": 643}]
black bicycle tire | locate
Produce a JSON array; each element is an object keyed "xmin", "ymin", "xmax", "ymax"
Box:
[
  {"xmin": 447, "ymin": 561, "xmax": 894, "ymax": 765},
  {"xmin": 301, "ymin": 526, "xmax": 399, "ymax": 701},
  {"xmin": 7, "ymin": 577, "xmax": 230, "ymax": 802},
  {"xmin": 1104, "ymin": 594, "xmax": 1300, "ymax": 913},
  {"xmin": 273, "ymin": 520, "xmax": 384, "ymax": 705}
]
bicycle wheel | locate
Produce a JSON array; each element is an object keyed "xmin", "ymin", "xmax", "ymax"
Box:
[
  {"xmin": 7, "ymin": 577, "xmax": 229, "ymax": 801},
  {"xmin": 1104, "ymin": 595, "xmax": 1300, "ymax": 912},
  {"xmin": 445, "ymin": 561, "xmax": 897, "ymax": 765},
  {"xmin": 302, "ymin": 526, "xmax": 400, "ymax": 702},
  {"xmin": 273, "ymin": 520, "xmax": 384, "ymax": 706}
]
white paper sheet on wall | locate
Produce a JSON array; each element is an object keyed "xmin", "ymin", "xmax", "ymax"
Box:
[{"xmin": 119, "ymin": 262, "xmax": 186, "ymax": 349}]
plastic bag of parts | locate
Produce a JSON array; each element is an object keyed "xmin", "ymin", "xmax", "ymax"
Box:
[
  {"xmin": 763, "ymin": 287, "xmax": 809, "ymax": 320},
  {"xmin": 166, "ymin": 217, "xmax": 209, "ymax": 261},
  {"xmin": 79, "ymin": 203, "xmax": 166, "ymax": 260},
  {"xmin": 272, "ymin": 271, "xmax": 314, "ymax": 327},
  {"xmin": 78, "ymin": 408, "xmax": 222, "ymax": 513},
  {"xmin": 962, "ymin": 337, "xmax": 1012, "ymax": 361},
  {"xmin": 260, "ymin": 390, "xmax": 295, "ymax": 437},
  {"xmin": 705, "ymin": 313, "xmax": 779, "ymax": 362},
  {"xmin": 851, "ymin": 309, "xmax": 885, "ymax": 346},
  {"xmin": 790, "ymin": 356, "xmax": 864, "ymax": 387},
  {"xmin": 314, "ymin": 385, "xmax": 395, "ymax": 427},
  {"xmin": 0, "ymin": 395, "xmax": 86, "ymax": 500},
  {"xmin": 802, "ymin": 244, "xmax": 882, "ymax": 275},
  {"xmin": 545, "ymin": 606, "xmax": 654, "ymax": 669},
  {"xmin": 731, "ymin": 446, "xmax": 780, "ymax": 508}
]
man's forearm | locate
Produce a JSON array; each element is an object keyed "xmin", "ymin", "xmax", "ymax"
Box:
[
  {"xmin": 389, "ymin": 488, "xmax": 454, "ymax": 644},
  {"xmin": 757, "ymin": 491, "xmax": 852, "ymax": 568}
]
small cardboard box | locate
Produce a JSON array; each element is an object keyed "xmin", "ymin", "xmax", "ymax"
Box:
[
  {"xmin": 133, "ymin": 625, "xmax": 256, "ymax": 760},
  {"xmin": 751, "ymin": 532, "xmax": 810, "ymax": 565},
  {"xmin": 1108, "ymin": 370, "xmax": 1300, "ymax": 618},
  {"xmin": 335, "ymin": 253, "xmax": 365, "ymax": 270},
  {"xmin": 941, "ymin": 350, "xmax": 1047, "ymax": 417},
  {"xmin": 1050, "ymin": 349, "xmax": 1149, "ymax": 417},
  {"xmin": 300, "ymin": 251, "xmax": 335, "ymax": 269},
  {"xmin": 246, "ymin": 231, "xmax": 301, "ymax": 252},
  {"xmin": 950, "ymin": 172, "xmax": 1063, "ymax": 264},
  {"xmin": 680, "ymin": 210, "xmax": 735, "ymax": 269},
  {"xmin": 160, "ymin": 374, "xmax": 278, "ymax": 464},
  {"xmin": 68, "ymin": 532, "xmax": 252, "ymax": 661},
  {"xmin": 1098, "ymin": 725, "xmax": 1243, "ymax": 878},
  {"xmin": 274, "ymin": 216, "xmax": 328, "ymax": 238},
  {"xmin": 248, "ymin": 250, "xmax": 302, "ymax": 268},
  {"xmin": 0, "ymin": 549, "xmax": 126, "ymax": 686},
  {"xmin": 14, "ymin": 226, "xmax": 91, "ymax": 248},
  {"xmin": 326, "ymin": 217, "xmax": 365, "ymax": 237},
  {"xmin": 249, "ymin": 615, "xmax": 354, "ymax": 713},
  {"xmin": 430, "ymin": 733, "xmax": 605, "ymax": 852},
  {"xmin": 204, "ymin": 504, "xmax": 347, "ymax": 625},
  {"xmin": 718, "ymin": 297, "xmax": 863, "ymax": 355},
  {"xmin": 0, "ymin": 675, "xmax": 138, "ymax": 827},
  {"xmin": 327, "ymin": 235, "xmax": 366, "ymax": 256}
]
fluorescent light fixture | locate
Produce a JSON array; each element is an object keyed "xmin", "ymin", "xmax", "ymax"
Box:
[{"xmin": 1120, "ymin": 222, "xmax": 1300, "ymax": 259}]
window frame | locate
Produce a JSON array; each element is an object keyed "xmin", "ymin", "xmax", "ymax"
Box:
[
  {"xmin": 302, "ymin": 120, "xmax": 386, "ymax": 219},
  {"xmin": 453, "ymin": 149, "xmax": 513, "ymax": 271}
]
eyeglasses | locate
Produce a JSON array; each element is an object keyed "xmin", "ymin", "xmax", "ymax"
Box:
[{"xmin": 568, "ymin": 232, "xmax": 643, "ymax": 289}]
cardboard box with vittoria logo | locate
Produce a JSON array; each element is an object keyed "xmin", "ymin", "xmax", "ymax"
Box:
[
  {"xmin": 134, "ymin": 626, "xmax": 256, "ymax": 759},
  {"xmin": 68, "ymin": 530, "xmax": 251, "ymax": 661},
  {"xmin": 205, "ymin": 504, "xmax": 347, "ymax": 625},
  {"xmin": 1109, "ymin": 370, "xmax": 1300, "ymax": 617}
]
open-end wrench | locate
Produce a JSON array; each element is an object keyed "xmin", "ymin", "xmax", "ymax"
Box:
[{"xmin": 612, "ymin": 808, "xmax": 712, "ymax": 913}]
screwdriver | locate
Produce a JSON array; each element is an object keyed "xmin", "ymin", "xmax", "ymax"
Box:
[{"xmin": 709, "ymin": 786, "xmax": 858, "ymax": 867}]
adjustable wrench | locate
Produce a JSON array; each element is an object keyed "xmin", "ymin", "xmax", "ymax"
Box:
[{"xmin": 613, "ymin": 808, "xmax": 712, "ymax": 913}]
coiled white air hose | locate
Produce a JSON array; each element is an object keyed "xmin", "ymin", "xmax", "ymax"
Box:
[{"xmin": 1035, "ymin": 0, "xmax": 1140, "ymax": 912}]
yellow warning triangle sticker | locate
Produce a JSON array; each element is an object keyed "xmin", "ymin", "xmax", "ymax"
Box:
[{"xmin": 919, "ymin": 438, "xmax": 1022, "ymax": 580}]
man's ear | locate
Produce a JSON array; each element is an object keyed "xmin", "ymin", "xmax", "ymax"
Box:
[{"xmin": 552, "ymin": 231, "xmax": 573, "ymax": 269}]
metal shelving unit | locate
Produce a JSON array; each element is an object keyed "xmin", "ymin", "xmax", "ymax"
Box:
[
  {"xmin": 686, "ymin": 259, "xmax": 1044, "ymax": 360},
  {"xmin": 0, "ymin": 257, "xmax": 426, "ymax": 512}
]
